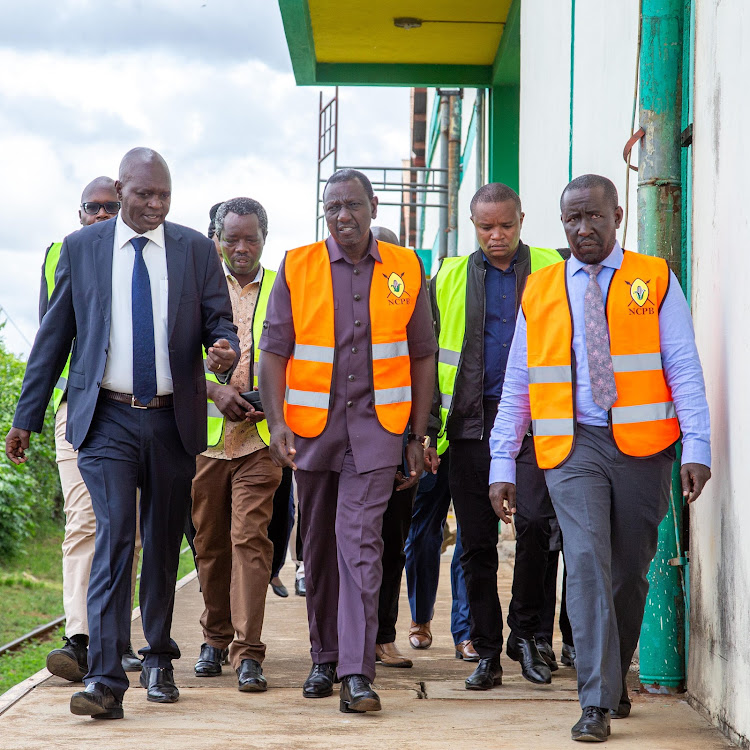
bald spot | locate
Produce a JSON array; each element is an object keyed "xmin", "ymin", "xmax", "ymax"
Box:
[
  {"xmin": 371, "ymin": 226, "xmax": 400, "ymax": 245},
  {"xmin": 81, "ymin": 176, "xmax": 116, "ymax": 203},
  {"xmin": 118, "ymin": 147, "xmax": 170, "ymax": 184}
]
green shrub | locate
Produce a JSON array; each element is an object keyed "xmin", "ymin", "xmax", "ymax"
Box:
[{"xmin": 0, "ymin": 327, "xmax": 62, "ymax": 562}]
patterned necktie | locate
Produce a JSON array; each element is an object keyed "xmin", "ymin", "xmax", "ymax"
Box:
[
  {"xmin": 583, "ymin": 264, "xmax": 617, "ymax": 411},
  {"xmin": 131, "ymin": 236, "xmax": 157, "ymax": 405}
]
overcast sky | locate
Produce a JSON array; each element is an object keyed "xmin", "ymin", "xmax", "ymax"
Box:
[{"xmin": 0, "ymin": 0, "xmax": 409, "ymax": 357}]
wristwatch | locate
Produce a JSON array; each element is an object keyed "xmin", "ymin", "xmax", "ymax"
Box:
[{"xmin": 407, "ymin": 433, "xmax": 431, "ymax": 450}]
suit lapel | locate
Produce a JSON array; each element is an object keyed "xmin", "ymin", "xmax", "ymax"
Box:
[
  {"xmin": 92, "ymin": 220, "xmax": 115, "ymax": 325},
  {"xmin": 165, "ymin": 222, "xmax": 186, "ymax": 339}
]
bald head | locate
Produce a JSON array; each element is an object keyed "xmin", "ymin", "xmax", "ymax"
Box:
[
  {"xmin": 371, "ymin": 226, "xmax": 400, "ymax": 246},
  {"xmin": 116, "ymin": 147, "xmax": 172, "ymax": 233},
  {"xmin": 79, "ymin": 176, "xmax": 119, "ymax": 226}
]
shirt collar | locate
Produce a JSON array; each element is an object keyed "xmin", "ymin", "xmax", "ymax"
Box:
[
  {"xmin": 482, "ymin": 249, "xmax": 518, "ymax": 272},
  {"xmin": 115, "ymin": 213, "xmax": 165, "ymax": 250},
  {"xmin": 223, "ymin": 261, "xmax": 263, "ymax": 285},
  {"xmin": 568, "ymin": 241, "xmax": 623, "ymax": 275},
  {"xmin": 326, "ymin": 232, "xmax": 381, "ymax": 264}
]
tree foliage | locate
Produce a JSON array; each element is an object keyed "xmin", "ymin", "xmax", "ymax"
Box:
[{"xmin": 0, "ymin": 327, "xmax": 62, "ymax": 561}]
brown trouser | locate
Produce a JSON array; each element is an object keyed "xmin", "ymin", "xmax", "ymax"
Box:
[{"xmin": 192, "ymin": 449, "xmax": 281, "ymax": 668}]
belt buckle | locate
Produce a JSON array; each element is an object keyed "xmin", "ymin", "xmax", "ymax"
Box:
[{"xmin": 131, "ymin": 394, "xmax": 148, "ymax": 410}]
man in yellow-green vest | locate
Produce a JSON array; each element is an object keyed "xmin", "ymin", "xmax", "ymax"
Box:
[
  {"xmin": 432, "ymin": 183, "xmax": 567, "ymax": 692},
  {"xmin": 42, "ymin": 176, "xmax": 144, "ymax": 682},
  {"xmin": 191, "ymin": 197, "xmax": 282, "ymax": 693}
]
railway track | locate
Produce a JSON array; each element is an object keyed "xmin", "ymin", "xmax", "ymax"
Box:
[{"xmin": 0, "ymin": 545, "xmax": 194, "ymax": 659}]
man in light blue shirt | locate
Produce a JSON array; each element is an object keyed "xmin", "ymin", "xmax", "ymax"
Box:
[{"xmin": 488, "ymin": 175, "xmax": 711, "ymax": 743}]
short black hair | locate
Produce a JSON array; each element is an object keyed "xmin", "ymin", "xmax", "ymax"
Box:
[
  {"xmin": 215, "ymin": 197, "xmax": 269, "ymax": 239},
  {"xmin": 208, "ymin": 201, "xmax": 225, "ymax": 239},
  {"xmin": 324, "ymin": 168, "xmax": 374, "ymax": 200},
  {"xmin": 470, "ymin": 183, "xmax": 522, "ymax": 215},
  {"xmin": 561, "ymin": 174, "xmax": 619, "ymax": 210}
]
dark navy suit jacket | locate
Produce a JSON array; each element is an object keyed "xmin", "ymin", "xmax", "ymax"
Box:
[{"xmin": 13, "ymin": 218, "xmax": 239, "ymax": 456}]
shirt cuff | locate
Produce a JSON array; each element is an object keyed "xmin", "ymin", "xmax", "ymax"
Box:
[
  {"xmin": 408, "ymin": 339, "xmax": 439, "ymax": 359},
  {"xmin": 258, "ymin": 334, "xmax": 293, "ymax": 359},
  {"xmin": 489, "ymin": 456, "xmax": 517, "ymax": 485},
  {"xmin": 681, "ymin": 438, "xmax": 711, "ymax": 469}
]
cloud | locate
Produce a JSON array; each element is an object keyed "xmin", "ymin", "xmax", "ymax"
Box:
[{"xmin": 0, "ymin": 3, "xmax": 411, "ymax": 357}]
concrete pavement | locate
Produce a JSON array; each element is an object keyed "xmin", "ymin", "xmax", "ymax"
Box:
[{"xmin": 0, "ymin": 549, "xmax": 734, "ymax": 749}]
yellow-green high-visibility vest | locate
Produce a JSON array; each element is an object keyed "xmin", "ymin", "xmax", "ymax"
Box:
[
  {"xmin": 43, "ymin": 242, "xmax": 71, "ymax": 413},
  {"xmin": 434, "ymin": 247, "xmax": 564, "ymax": 455},
  {"xmin": 206, "ymin": 267, "xmax": 277, "ymax": 448}
]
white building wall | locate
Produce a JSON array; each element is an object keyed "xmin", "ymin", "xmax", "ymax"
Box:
[
  {"xmin": 688, "ymin": 0, "xmax": 750, "ymax": 744},
  {"xmin": 519, "ymin": 0, "xmax": 639, "ymax": 251}
]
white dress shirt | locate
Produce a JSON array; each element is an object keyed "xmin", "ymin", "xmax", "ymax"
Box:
[{"xmin": 101, "ymin": 214, "xmax": 173, "ymax": 395}]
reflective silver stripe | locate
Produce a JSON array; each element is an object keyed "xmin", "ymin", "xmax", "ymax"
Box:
[
  {"xmin": 293, "ymin": 343, "xmax": 335, "ymax": 364},
  {"xmin": 207, "ymin": 402, "xmax": 223, "ymax": 419},
  {"xmin": 611, "ymin": 352, "xmax": 663, "ymax": 373},
  {"xmin": 438, "ymin": 348, "xmax": 460, "ymax": 368},
  {"xmin": 54, "ymin": 375, "xmax": 68, "ymax": 391},
  {"xmin": 372, "ymin": 340, "xmax": 409, "ymax": 360},
  {"xmin": 531, "ymin": 418, "xmax": 575, "ymax": 437},
  {"xmin": 611, "ymin": 401, "xmax": 676, "ymax": 424},
  {"xmin": 528, "ymin": 365, "xmax": 572, "ymax": 384},
  {"xmin": 285, "ymin": 387, "xmax": 330, "ymax": 410},
  {"xmin": 373, "ymin": 386, "xmax": 411, "ymax": 406},
  {"xmin": 440, "ymin": 392, "xmax": 452, "ymax": 411}
]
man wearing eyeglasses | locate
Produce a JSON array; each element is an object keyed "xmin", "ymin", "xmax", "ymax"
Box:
[{"xmin": 40, "ymin": 177, "xmax": 144, "ymax": 684}]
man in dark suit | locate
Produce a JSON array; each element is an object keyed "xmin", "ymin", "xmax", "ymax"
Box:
[{"xmin": 5, "ymin": 148, "xmax": 239, "ymax": 720}]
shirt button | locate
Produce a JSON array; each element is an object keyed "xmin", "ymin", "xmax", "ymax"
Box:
[
  {"xmin": 502, "ymin": 295, "xmax": 507, "ymax": 299},
  {"xmin": 503, "ymin": 343, "xmax": 508, "ymax": 348},
  {"xmin": 354, "ymin": 294, "xmax": 361, "ymax": 301},
  {"xmin": 353, "ymin": 268, "xmax": 360, "ymax": 275},
  {"xmin": 347, "ymin": 400, "xmax": 353, "ymax": 407},
  {"xmin": 351, "ymin": 347, "xmax": 358, "ymax": 354},
  {"xmin": 348, "ymin": 374, "xmax": 355, "ymax": 381},
  {"xmin": 502, "ymin": 319, "xmax": 507, "ymax": 323},
  {"xmin": 354, "ymin": 320, "xmax": 361, "ymax": 327}
]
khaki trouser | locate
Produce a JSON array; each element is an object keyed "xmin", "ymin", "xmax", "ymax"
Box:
[
  {"xmin": 192, "ymin": 449, "xmax": 281, "ymax": 669},
  {"xmin": 55, "ymin": 402, "xmax": 141, "ymax": 638}
]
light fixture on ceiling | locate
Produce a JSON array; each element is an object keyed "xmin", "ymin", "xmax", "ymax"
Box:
[{"xmin": 393, "ymin": 17, "xmax": 504, "ymax": 29}]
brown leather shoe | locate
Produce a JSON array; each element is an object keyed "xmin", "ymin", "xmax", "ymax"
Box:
[
  {"xmin": 375, "ymin": 642, "xmax": 413, "ymax": 668},
  {"xmin": 409, "ymin": 621, "xmax": 432, "ymax": 649},
  {"xmin": 455, "ymin": 640, "xmax": 480, "ymax": 662}
]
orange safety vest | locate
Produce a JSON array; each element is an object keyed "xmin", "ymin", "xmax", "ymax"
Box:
[
  {"xmin": 283, "ymin": 240, "xmax": 421, "ymax": 438},
  {"xmin": 522, "ymin": 250, "xmax": 680, "ymax": 469}
]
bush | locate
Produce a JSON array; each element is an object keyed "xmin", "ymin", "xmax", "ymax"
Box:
[{"xmin": 0, "ymin": 326, "xmax": 62, "ymax": 562}]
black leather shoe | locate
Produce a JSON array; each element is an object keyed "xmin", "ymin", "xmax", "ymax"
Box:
[
  {"xmin": 506, "ymin": 633, "xmax": 552, "ymax": 685},
  {"xmin": 47, "ymin": 634, "xmax": 88, "ymax": 682},
  {"xmin": 302, "ymin": 662, "xmax": 336, "ymax": 698},
  {"xmin": 121, "ymin": 643, "xmax": 142, "ymax": 672},
  {"xmin": 237, "ymin": 658, "xmax": 268, "ymax": 692},
  {"xmin": 195, "ymin": 643, "xmax": 229, "ymax": 677},
  {"xmin": 572, "ymin": 706, "xmax": 611, "ymax": 742},
  {"xmin": 465, "ymin": 655, "xmax": 503, "ymax": 690},
  {"xmin": 70, "ymin": 682, "xmax": 123, "ymax": 720},
  {"xmin": 339, "ymin": 674, "xmax": 381, "ymax": 713},
  {"xmin": 295, "ymin": 576, "xmax": 306, "ymax": 596},
  {"xmin": 610, "ymin": 690, "xmax": 631, "ymax": 719},
  {"xmin": 270, "ymin": 577, "xmax": 289, "ymax": 597},
  {"xmin": 535, "ymin": 637, "xmax": 559, "ymax": 672},
  {"xmin": 140, "ymin": 666, "xmax": 179, "ymax": 703},
  {"xmin": 561, "ymin": 642, "xmax": 577, "ymax": 668}
]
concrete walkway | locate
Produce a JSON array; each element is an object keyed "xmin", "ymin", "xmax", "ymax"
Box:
[{"xmin": 0, "ymin": 550, "xmax": 734, "ymax": 750}]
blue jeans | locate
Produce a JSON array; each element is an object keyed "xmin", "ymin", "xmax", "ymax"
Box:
[{"xmin": 404, "ymin": 449, "xmax": 471, "ymax": 644}]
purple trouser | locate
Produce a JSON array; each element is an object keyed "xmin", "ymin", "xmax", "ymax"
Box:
[{"xmin": 295, "ymin": 451, "xmax": 397, "ymax": 682}]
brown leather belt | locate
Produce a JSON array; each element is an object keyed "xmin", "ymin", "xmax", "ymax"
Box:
[{"xmin": 102, "ymin": 390, "xmax": 174, "ymax": 409}]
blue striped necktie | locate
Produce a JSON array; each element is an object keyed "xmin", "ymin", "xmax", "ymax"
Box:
[{"xmin": 130, "ymin": 236, "xmax": 157, "ymax": 404}]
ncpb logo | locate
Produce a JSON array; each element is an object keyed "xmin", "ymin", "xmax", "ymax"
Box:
[
  {"xmin": 385, "ymin": 271, "xmax": 409, "ymax": 300},
  {"xmin": 625, "ymin": 277, "xmax": 655, "ymax": 314}
]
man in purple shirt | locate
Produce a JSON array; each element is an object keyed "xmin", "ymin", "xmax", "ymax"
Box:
[
  {"xmin": 258, "ymin": 169, "xmax": 436, "ymax": 714},
  {"xmin": 488, "ymin": 175, "xmax": 711, "ymax": 743}
]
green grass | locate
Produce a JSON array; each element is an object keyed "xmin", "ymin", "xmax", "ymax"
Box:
[{"xmin": 0, "ymin": 531, "xmax": 196, "ymax": 698}]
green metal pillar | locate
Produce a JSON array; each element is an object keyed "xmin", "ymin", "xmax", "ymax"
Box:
[
  {"xmin": 488, "ymin": 84, "xmax": 519, "ymax": 191},
  {"xmin": 637, "ymin": 0, "xmax": 686, "ymax": 693}
]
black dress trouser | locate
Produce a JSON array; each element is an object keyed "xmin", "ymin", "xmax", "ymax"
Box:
[
  {"xmin": 449, "ymin": 400, "xmax": 502, "ymax": 659},
  {"xmin": 377, "ymin": 481, "xmax": 418, "ymax": 644}
]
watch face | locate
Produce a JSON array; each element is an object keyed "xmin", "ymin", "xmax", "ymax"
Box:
[{"xmin": 423, "ymin": 435, "xmax": 431, "ymax": 450}]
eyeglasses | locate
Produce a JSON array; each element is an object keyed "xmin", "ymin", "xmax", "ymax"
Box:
[{"xmin": 81, "ymin": 201, "xmax": 121, "ymax": 215}]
